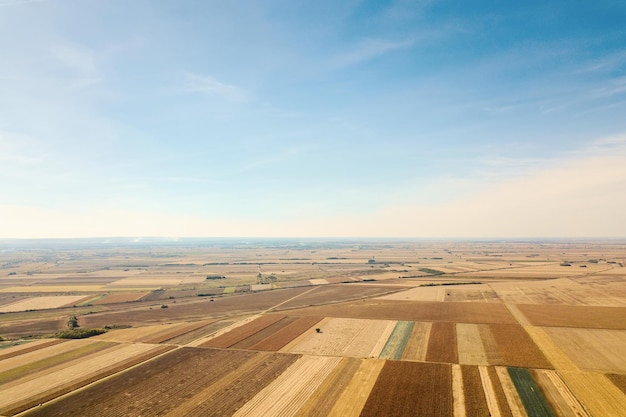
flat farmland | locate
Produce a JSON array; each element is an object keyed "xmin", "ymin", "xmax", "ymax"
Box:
[
  {"xmin": 543, "ymin": 327, "xmax": 626, "ymax": 373},
  {"xmin": 0, "ymin": 240, "xmax": 624, "ymax": 416},
  {"xmin": 287, "ymin": 317, "xmax": 396, "ymax": 358},
  {"xmin": 0, "ymin": 295, "xmax": 87, "ymax": 312},
  {"xmin": 281, "ymin": 299, "xmax": 517, "ymax": 324},
  {"xmin": 360, "ymin": 361, "xmax": 453, "ymax": 417},
  {"xmin": 516, "ymin": 304, "xmax": 626, "ymax": 329}
]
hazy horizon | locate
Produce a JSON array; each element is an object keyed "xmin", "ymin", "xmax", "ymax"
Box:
[{"xmin": 1, "ymin": 1, "xmax": 625, "ymax": 239}]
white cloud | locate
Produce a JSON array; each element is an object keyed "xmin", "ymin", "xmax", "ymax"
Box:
[
  {"xmin": 332, "ymin": 37, "xmax": 414, "ymax": 68},
  {"xmin": 183, "ymin": 72, "xmax": 249, "ymax": 102}
]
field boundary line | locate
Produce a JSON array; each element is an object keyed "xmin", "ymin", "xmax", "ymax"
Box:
[
  {"xmin": 505, "ymin": 304, "xmax": 531, "ymax": 326},
  {"xmin": 185, "ymin": 314, "xmax": 259, "ymax": 347},
  {"xmin": 452, "ymin": 364, "xmax": 466, "ymax": 417},
  {"xmin": 478, "ymin": 366, "xmax": 502, "ymax": 417}
]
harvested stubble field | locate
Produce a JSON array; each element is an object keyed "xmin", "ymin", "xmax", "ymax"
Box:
[
  {"xmin": 200, "ymin": 314, "xmax": 286, "ymax": 348},
  {"xmin": 460, "ymin": 365, "xmax": 490, "ymax": 417},
  {"xmin": 90, "ymin": 291, "xmax": 150, "ymax": 304},
  {"xmin": 516, "ymin": 304, "xmax": 626, "ymax": 329},
  {"xmin": 0, "ymin": 295, "xmax": 87, "ymax": 313}
]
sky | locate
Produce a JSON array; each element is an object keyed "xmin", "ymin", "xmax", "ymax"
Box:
[{"xmin": 1, "ymin": 0, "xmax": 625, "ymax": 239}]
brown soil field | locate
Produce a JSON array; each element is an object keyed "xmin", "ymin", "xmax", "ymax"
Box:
[
  {"xmin": 489, "ymin": 324, "xmax": 552, "ymax": 369},
  {"xmin": 327, "ymin": 358, "xmax": 385, "ymax": 417},
  {"xmin": 80, "ymin": 286, "xmax": 312, "ymax": 327},
  {"xmin": 360, "ymin": 361, "xmax": 453, "ymax": 417},
  {"xmin": 401, "ymin": 320, "xmax": 432, "ymax": 361},
  {"xmin": 91, "ymin": 291, "xmax": 150, "ymax": 304},
  {"xmin": 231, "ymin": 316, "xmax": 300, "ymax": 349},
  {"xmin": 250, "ymin": 316, "xmax": 323, "ymax": 351},
  {"xmin": 21, "ymin": 347, "xmax": 270, "ymax": 417},
  {"xmin": 232, "ymin": 355, "xmax": 342, "ymax": 417},
  {"xmin": 294, "ymin": 357, "xmax": 362, "ymax": 417},
  {"xmin": 275, "ymin": 284, "xmax": 401, "ymax": 309},
  {"xmin": 163, "ymin": 318, "xmax": 236, "ymax": 345},
  {"xmin": 166, "ymin": 352, "xmax": 300, "ymax": 417},
  {"xmin": 461, "ymin": 365, "xmax": 490, "ymax": 417},
  {"xmin": 425, "ymin": 321, "xmax": 458, "ymax": 363},
  {"xmin": 0, "ymin": 339, "xmax": 64, "ymax": 361},
  {"xmin": 559, "ymin": 370, "xmax": 626, "ymax": 417},
  {"xmin": 457, "ymin": 323, "xmax": 488, "ymax": 365},
  {"xmin": 516, "ymin": 304, "xmax": 626, "ymax": 329},
  {"xmin": 1, "ymin": 343, "xmax": 173, "ymax": 416},
  {"xmin": 287, "ymin": 317, "xmax": 395, "ymax": 358},
  {"xmin": 200, "ymin": 314, "xmax": 286, "ymax": 348},
  {"xmin": 531, "ymin": 369, "xmax": 590, "ymax": 417},
  {"xmin": 281, "ymin": 299, "xmax": 517, "ymax": 324},
  {"xmin": 543, "ymin": 327, "xmax": 626, "ymax": 373}
]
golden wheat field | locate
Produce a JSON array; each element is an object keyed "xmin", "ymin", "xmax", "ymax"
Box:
[{"xmin": 0, "ymin": 239, "xmax": 624, "ymax": 416}]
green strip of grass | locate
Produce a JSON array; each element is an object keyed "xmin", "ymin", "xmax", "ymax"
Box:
[
  {"xmin": 508, "ymin": 367, "xmax": 555, "ymax": 417},
  {"xmin": 379, "ymin": 321, "xmax": 414, "ymax": 360}
]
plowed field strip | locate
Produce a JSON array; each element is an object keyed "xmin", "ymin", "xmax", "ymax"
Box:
[
  {"xmin": 490, "ymin": 324, "xmax": 552, "ymax": 369},
  {"xmin": 144, "ymin": 319, "xmax": 219, "ymax": 344},
  {"xmin": 495, "ymin": 366, "xmax": 528, "ymax": 417},
  {"xmin": 251, "ymin": 316, "xmax": 323, "ymax": 351},
  {"xmin": 200, "ymin": 315, "xmax": 286, "ymax": 348},
  {"xmin": 531, "ymin": 370, "xmax": 589, "ymax": 417},
  {"xmin": 279, "ymin": 317, "xmax": 332, "ymax": 352},
  {"xmin": 486, "ymin": 366, "xmax": 514, "ymax": 417},
  {"xmin": 232, "ymin": 355, "xmax": 342, "ymax": 417},
  {"xmin": 462, "ymin": 365, "xmax": 490, "ymax": 417},
  {"xmin": 426, "ymin": 322, "xmax": 458, "ymax": 364},
  {"xmin": 479, "ymin": 366, "xmax": 503, "ymax": 417},
  {"xmin": 0, "ymin": 341, "xmax": 115, "ymax": 386},
  {"xmin": 294, "ymin": 357, "xmax": 361, "ymax": 417},
  {"xmin": 166, "ymin": 319, "xmax": 233, "ymax": 345},
  {"xmin": 0, "ymin": 339, "xmax": 65, "ymax": 361},
  {"xmin": 457, "ymin": 323, "xmax": 488, "ymax": 365},
  {"xmin": 164, "ymin": 352, "xmax": 300, "ymax": 417},
  {"xmin": 559, "ymin": 371, "xmax": 626, "ymax": 417},
  {"xmin": 523, "ymin": 326, "xmax": 578, "ymax": 371},
  {"xmin": 379, "ymin": 321, "xmax": 414, "ymax": 360},
  {"xmin": 2, "ymin": 343, "xmax": 173, "ymax": 416},
  {"xmin": 508, "ymin": 367, "xmax": 555, "ymax": 417},
  {"xmin": 479, "ymin": 324, "xmax": 503, "ymax": 365},
  {"xmin": 231, "ymin": 316, "xmax": 299, "ymax": 349},
  {"xmin": 402, "ymin": 321, "xmax": 431, "ymax": 361},
  {"xmin": 21, "ymin": 347, "xmax": 253, "ymax": 417},
  {"xmin": 327, "ymin": 358, "xmax": 385, "ymax": 417},
  {"xmin": 360, "ymin": 361, "xmax": 453, "ymax": 417}
]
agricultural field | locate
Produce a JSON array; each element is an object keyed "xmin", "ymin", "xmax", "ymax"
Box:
[{"xmin": 0, "ymin": 239, "xmax": 625, "ymax": 416}]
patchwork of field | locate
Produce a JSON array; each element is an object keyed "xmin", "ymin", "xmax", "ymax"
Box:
[{"xmin": 1, "ymin": 240, "xmax": 625, "ymax": 416}]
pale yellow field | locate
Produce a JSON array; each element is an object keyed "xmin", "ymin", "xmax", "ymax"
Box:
[
  {"xmin": 0, "ymin": 286, "xmax": 102, "ymax": 293},
  {"xmin": 377, "ymin": 285, "xmax": 445, "ymax": 301},
  {"xmin": 0, "ymin": 295, "xmax": 87, "ymax": 312},
  {"xmin": 544, "ymin": 327, "xmax": 626, "ymax": 373},
  {"xmin": 456, "ymin": 323, "xmax": 488, "ymax": 365},
  {"xmin": 401, "ymin": 321, "xmax": 432, "ymax": 361},
  {"xmin": 327, "ymin": 358, "xmax": 385, "ymax": 417},
  {"xmin": 232, "ymin": 355, "xmax": 341, "ymax": 417},
  {"xmin": 533, "ymin": 370, "xmax": 589, "ymax": 417},
  {"xmin": 287, "ymin": 318, "xmax": 395, "ymax": 358},
  {"xmin": 559, "ymin": 371, "xmax": 626, "ymax": 417}
]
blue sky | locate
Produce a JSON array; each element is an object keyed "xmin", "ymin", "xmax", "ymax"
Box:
[{"xmin": 1, "ymin": 0, "xmax": 625, "ymax": 238}]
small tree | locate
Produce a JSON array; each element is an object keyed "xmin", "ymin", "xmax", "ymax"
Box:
[{"xmin": 67, "ymin": 315, "xmax": 79, "ymax": 330}]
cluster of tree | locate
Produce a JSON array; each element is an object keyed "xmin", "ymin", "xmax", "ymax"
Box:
[{"xmin": 206, "ymin": 275, "xmax": 226, "ymax": 280}]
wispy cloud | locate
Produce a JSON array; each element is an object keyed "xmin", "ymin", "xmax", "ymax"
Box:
[
  {"xmin": 183, "ymin": 72, "xmax": 249, "ymax": 102},
  {"xmin": 332, "ymin": 37, "xmax": 414, "ymax": 68}
]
